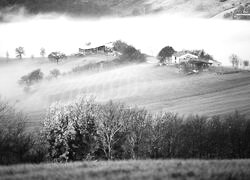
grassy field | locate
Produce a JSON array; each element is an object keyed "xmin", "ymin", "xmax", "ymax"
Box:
[
  {"xmin": 1, "ymin": 55, "xmax": 250, "ymax": 128},
  {"xmin": 1, "ymin": 159, "xmax": 250, "ymax": 180}
]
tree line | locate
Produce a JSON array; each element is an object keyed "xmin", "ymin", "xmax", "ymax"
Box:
[{"xmin": 1, "ymin": 97, "xmax": 250, "ymax": 165}]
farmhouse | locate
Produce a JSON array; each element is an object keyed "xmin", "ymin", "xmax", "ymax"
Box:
[
  {"xmin": 172, "ymin": 51, "xmax": 214, "ymax": 72},
  {"xmin": 172, "ymin": 52, "xmax": 199, "ymax": 64},
  {"xmin": 79, "ymin": 42, "xmax": 114, "ymax": 55}
]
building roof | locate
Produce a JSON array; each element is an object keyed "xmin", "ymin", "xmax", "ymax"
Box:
[
  {"xmin": 209, "ymin": 59, "xmax": 222, "ymax": 64},
  {"xmin": 179, "ymin": 53, "xmax": 198, "ymax": 59},
  {"xmin": 80, "ymin": 42, "xmax": 114, "ymax": 50},
  {"xmin": 173, "ymin": 51, "xmax": 198, "ymax": 58}
]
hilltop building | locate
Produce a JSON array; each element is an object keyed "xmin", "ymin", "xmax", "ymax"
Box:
[
  {"xmin": 79, "ymin": 42, "xmax": 114, "ymax": 56},
  {"xmin": 172, "ymin": 52, "xmax": 199, "ymax": 64}
]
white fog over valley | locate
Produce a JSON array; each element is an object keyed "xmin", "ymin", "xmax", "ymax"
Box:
[
  {"xmin": 1, "ymin": 13, "xmax": 250, "ymax": 64},
  {"xmin": 1, "ymin": 12, "xmax": 250, "ymax": 128}
]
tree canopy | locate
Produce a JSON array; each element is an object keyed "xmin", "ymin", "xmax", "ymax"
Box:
[
  {"xmin": 15, "ymin": 47, "xmax": 25, "ymax": 59},
  {"xmin": 48, "ymin": 52, "xmax": 66, "ymax": 64},
  {"xmin": 157, "ymin": 46, "xmax": 175, "ymax": 63}
]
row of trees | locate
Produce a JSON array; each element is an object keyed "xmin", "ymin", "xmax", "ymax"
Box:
[
  {"xmin": 7, "ymin": 47, "xmax": 66, "ymax": 62},
  {"xmin": 43, "ymin": 98, "xmax": 250, "ymax": 162},
  {"xmin": 1, "ymin": 97, "xmax": 250, "ymax": 165},
  {"xmin": 229, "ymin": 54, "xmax": 249, "ymax": 68},
  {"xmin": 6, "ymin": 47, "xmax": 46, "ymax": 59}
]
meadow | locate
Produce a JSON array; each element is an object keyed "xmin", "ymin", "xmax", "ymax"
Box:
[
  {"xmin": 1, "ymin": 159, "xmax": 250, "ymax": 180},
  {"xmin": 1, "ymin": 55, "xmax": 250, "ymax": 129}
]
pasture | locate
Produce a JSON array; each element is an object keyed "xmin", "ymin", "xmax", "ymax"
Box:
[
  {"xmin": 0, "ymin": 55, "xmax": 250, "ymax": 129},
  {"xmin": 1, "ymin": 159, "xmax": 250, "ymax": 180}
]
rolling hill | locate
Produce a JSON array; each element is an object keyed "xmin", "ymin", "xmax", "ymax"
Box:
[
  {"xmin": 1, "ymin": 0, "xmax": 250, "ymax": 21},
  {"xmin": 1, "ymin": 55, "xmax": 249, "ymax": 129}
]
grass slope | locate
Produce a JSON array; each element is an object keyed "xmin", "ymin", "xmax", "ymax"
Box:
[
  {"xmin": 1, "ymin": 160, "xmax": 250, "ymax": 180},
  {"xmin": 1, "ymin": 55, "xmax": 250, "ymax": 129}
]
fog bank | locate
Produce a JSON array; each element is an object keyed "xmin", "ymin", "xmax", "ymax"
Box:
[{"xmin": 0, "ymin": 14, "xmax": 250, "ymax": 65}]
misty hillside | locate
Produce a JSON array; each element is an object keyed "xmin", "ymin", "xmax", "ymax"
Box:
[{"xmin": 0, "ymin": 0, "xmax": 250, "ymax": 20}]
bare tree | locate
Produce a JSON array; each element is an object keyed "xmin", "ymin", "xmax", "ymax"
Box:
[
  {"xmin": 96, "ymin": 101, "xmax": 127, "ymax": 160},
  {"xmin": 40, "ymin": 48, "xmax": 46, "ymax": 57},
  {"xmin": 6, "ymin": 51, "xmax": 9, "ymax": 59},
  {"xmin": 48, "ymin": 52, "xmax": 66, "ymax": 64},
  {"xmin": 15, "ymin": 47, "xmax": 25, "ymax": 59},
  {"xmin": 229, "ymin": 54, "xmax": 239, "ymax": 68}
]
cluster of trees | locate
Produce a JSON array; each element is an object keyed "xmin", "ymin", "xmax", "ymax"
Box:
[
  {"xmin": 113, "ymin": 40, "xmax": 146, "ymax": 63},
  {"xmin": 229, "ymin": 54, "xmax": 249, "ymax": 69},
  {"xmin": 0, "ymin": 99, "xmax": 47, "ymax": 164},
  {"xmin": 43, "ymin": 98, "xmax": 250, "ymax": 161},
  {"xmin": 1, "ymin": 97, "xmax": 250, "ymax": 165},
  {"xmin": 18, "ymin": 68, "xmax": 61, "ymax": 91},
  {"xmin": 10, "ymin": 47, "xmax": 67, "ymax": 64},
  {"xmin": 18, "ymin": 69, "xmax": 44, "ymax": 90}
]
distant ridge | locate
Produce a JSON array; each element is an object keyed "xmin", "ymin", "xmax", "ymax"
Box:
[{"xmin": 0, "ymin": 0, "xmax": 250, "ymax": 21}]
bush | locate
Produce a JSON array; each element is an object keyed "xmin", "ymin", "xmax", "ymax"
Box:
[
  {"xmin": 243, "ymin": 60, "xmax": 249, "ymax": 67},
  {"xmin": 49, "ymin": 69, "xmax": 61, "ymax": 78},
  {"xmin": 19, "ymin": 69, "xmax": 44, "ymax": 87},
  {"xmin": 0, "ymin": 99, "xmax": 46, "ymax": 164},
  {"xmin": 179, "ymin": 62, "xmax": 193, "ymax": 73}
]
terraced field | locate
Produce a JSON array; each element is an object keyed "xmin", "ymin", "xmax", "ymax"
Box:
[{"xmin": 1, "ymin": 56, "xmax": 250, "ymax": 128}]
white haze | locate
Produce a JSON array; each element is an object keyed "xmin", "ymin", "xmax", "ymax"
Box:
[{"xmin": 0, "ymin": 13, "xmax": 250, "ymax": 65}]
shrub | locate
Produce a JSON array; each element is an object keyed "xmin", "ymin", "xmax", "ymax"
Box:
[
  {"xmin": 243, "ymin": 60, "xmax": 249, "ymax": 67},
  {"xmin": 0, "ymin": 99, "xmax": 46, "ymax": 164},
  {"xmin": 179, "ymin": 62, "xmax": 193, "ymax": 73},
  {"xmin": 19, "ymin": 69, "xmax": 44, "ymax": 87},
  {"xmin": 224, "ymin": 12, "xmax": 232, "ymax": 19},
  {"xmin": 49, "ymin": 69, "xmax": 61, "ymax": 78}
]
